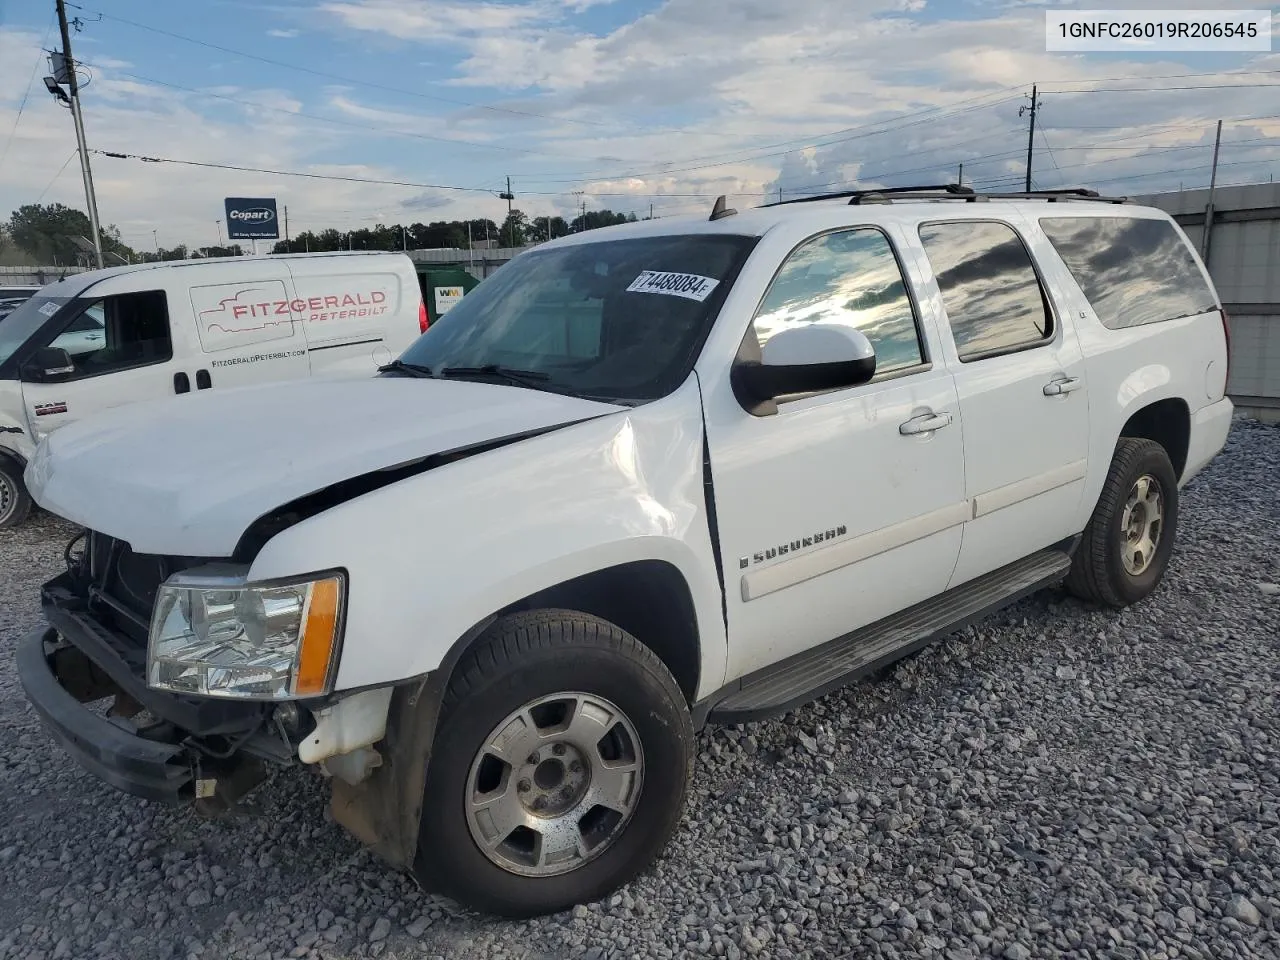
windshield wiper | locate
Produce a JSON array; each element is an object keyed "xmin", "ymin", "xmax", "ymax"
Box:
[
  {"xmin": 377, "ymin": 359, "xmax": 437, "ymax": 379},
  {"xmin": 439, "ymin": 364, "xmax": 551, "ymax": 389}
]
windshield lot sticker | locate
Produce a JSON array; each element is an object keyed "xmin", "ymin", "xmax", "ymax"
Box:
[{"xmin": 626, "ymin": 271, "xmax": 719, "ymax": 302}]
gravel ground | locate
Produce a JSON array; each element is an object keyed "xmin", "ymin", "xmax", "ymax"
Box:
[{"xmin": 1, "ymin": 417, "xmax": 1278, "ymax": 960}]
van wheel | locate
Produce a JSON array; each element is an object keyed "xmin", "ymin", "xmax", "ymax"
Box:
[
  {"xmin": 1066, "ymin": 438, "xmax": 1179, "ymax": 608},
  {"xmin": 414, "ymin": 610, "xmax": 693, "ymax": 918},
  {"xmin": 0, "ymin": 460, "xmax": 32, "ymax": 529}
]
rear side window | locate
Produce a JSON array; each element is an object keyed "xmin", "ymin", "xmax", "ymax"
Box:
[
  {"xmin": 918, "ymin": 221, "xmax": 1052, "ymax": 361},
  {"xmin": 1038, "ymin": 216, "xmax": 1217, "ymax": 329},
  {"xmin": 752, "ymin": 227, "xmax": 925, "ymax": 375}
]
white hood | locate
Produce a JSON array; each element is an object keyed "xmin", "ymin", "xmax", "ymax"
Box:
[{"xmin": 26, "ymin": 377, "xmax": 623, "ymax": 556}]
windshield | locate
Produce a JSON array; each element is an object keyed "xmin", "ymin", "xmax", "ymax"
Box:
[
  {"xmin": 397, "ymin": 233, "xmax": 757, "ymax": 402},
  {"xmin": 0, "ymin": 295, "xmax": 73, "ymax": 370}
]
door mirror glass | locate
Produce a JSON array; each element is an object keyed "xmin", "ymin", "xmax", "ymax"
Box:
[
  {"xmin": 733, "ymin": 323, "xmax": 876, "ymax": 403},
  {"xmin": 21, "ymin": 346, "xmax": 76, "ymax": 383}
]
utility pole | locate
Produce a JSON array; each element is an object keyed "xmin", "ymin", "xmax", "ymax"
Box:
[
  {"xmin": 152, "ymin": 229, "xmax": 158, "ymax": 254},
  {"xmin": 215, "ymin": 220, "xmax": 223, "ymax": 246},
  {"xmin": 1019, "ymin": 84, "xmax": 1038, "ymax": 193},
  {"xmin": 499, "ymin": 175, "xmax": 515, "ymax": 248},
  {"xmin": 54, "ymin": 0, "xmax": 103, "ymax": 268},
  {"xmin": 1202, "ymin": 119, "xmax": 1223, "ymax": 263},
  {"xmin": 402, "ymin": 224, "xmax": 408, "ymax": 251},
  {"xmin": 958, "ymin": 162, "xmax": 964, "ymax": 187},
  {"xmin": 284, "ymin": 205, "xmax": 290, "ymax": 250},
  {"xmin": 649, "ymin": 202, "xmax": 654, "ymax": 220}
]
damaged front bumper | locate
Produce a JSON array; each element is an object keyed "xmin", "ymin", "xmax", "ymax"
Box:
[
  {"xmin": 18, "ymin": 627, "xmax": 194, "ymax": 802},
  {"xmin": 17, "ymin": 574, "xmax": 280, "ymax": 807}
]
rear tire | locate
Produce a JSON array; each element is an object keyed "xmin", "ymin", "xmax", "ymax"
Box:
[
  {"xmin": 413, "ymin": 610, "xmax": 694, "ymax": 918},
  {"xmin": 0, "ymin": 459, "xmax": 32, "ymax": 529},
  {"xmin": 1066, "ymin": 438, "xmax": 1179, "ymax": 608}
]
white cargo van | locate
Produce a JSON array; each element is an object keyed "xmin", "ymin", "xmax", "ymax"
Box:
[{"xmin": 0, "ymin": 251, "xmax": 427, "ymax": 526}]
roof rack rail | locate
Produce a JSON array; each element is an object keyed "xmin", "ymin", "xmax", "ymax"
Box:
[{"xmin": 762, "ymin": 183, "xmax": 1129, "ymax": 207}]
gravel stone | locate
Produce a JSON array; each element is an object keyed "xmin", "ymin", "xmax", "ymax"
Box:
[{"xmin": 1, "ymin": 420, "xmax": 1279, "ymax": 959}]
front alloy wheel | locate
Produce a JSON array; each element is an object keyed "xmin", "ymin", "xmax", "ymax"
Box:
[
  {"xmin": 466, "ymin": 692, "xmax": 643, "ymax": 877},
  {"xmin": 414, "ymin": 610, "xmax": 693, "ymax": 918}
]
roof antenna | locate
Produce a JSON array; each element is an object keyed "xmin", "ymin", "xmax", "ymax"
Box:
[{"xmin": 709, "ymin": 195, "xmax": 737, "ymax": 221}]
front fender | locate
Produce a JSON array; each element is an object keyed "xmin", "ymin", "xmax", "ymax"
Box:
[{"xmin": 247, "ymin": 377, "xmax": 727, "ymax": 698}]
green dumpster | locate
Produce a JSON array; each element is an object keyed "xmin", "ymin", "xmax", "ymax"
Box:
[{"xmin": 415, "ymin": 266, "xmax": 480, "ymax": 329}]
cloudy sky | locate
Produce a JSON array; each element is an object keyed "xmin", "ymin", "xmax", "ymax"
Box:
[{"xmin": 0, "ymin": 0, "xmax": 1277, "ymax": 250}]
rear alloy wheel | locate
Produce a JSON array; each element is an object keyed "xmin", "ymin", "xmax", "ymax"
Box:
[
  {"xmin": 1066, "ymin": 437, "xmax": 1179, "ymax": 607},
  {"xmin": 1119, "ymin": 474, "xmax": 1165, "ymax": 577},
  {"xmin": 0, "ymin": 460, "xmax": 33, "ymax": 529},
  {"xmin": 414, "ymin": 610, "xmax": 693, "ymax": 918}
]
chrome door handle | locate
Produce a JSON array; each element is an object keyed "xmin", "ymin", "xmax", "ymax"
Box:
[
  {"xmin": 1043, "ymin": 376, "xmax": 1083, "ymax": 397},
  {"xmin": 899, "ymin": 411, "xmax": 953, "ymax": 436}
]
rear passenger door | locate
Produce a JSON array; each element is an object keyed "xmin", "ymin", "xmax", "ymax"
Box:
[{"xmin": 913, "ymin": 217, "xmax": 1091, "ymax": 588}]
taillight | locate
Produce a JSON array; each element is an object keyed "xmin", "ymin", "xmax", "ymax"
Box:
[{"xmin": 418, "ymin": 300, "xmax": 429, "ymax": 333}]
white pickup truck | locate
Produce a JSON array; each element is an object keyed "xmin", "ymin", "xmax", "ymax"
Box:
[{"xmin": 18, "ymin": 186, "xmax": 1232, "ymax": 918}]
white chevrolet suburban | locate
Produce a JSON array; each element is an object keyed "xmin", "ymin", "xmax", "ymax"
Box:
[{"xmin": 17, "ymin": 186, "xmax": 1233, "ymax": 918}]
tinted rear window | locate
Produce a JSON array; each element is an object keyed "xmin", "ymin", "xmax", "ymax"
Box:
[
  {"xmin": 1038, "ymin": 216, "xmax": 1217, "ymax": 330},
  {"xmin": 918, "ymin": 220, "xmax": 1052, "ymax": 361}
]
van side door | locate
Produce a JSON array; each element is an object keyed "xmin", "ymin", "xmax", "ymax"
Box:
[
  {"xmin": 19, "ymin": 287, "xmax": 188, "ymax": 439},
  {"xmin": 188, "ymin": 265, "xmax": 311, "ymax": 391},
  {"xmin": 911, "ymin": 215, "xmax": 1091, "ymax": 588},
  {"xmin": 288, "ymin": 262, "xmax": 404, "ymax": 378}
]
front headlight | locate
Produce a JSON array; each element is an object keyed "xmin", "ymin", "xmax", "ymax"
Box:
[{"xmin": 147, "ymin": 566, "xmax": 345, "ymax": 700}]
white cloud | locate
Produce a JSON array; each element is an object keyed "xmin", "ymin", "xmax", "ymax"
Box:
[
  {"xmin": 267, "ymin": 28, "xmax": 300, "ymax": 38},
  {"xmin": 5, "ymin": 1, "xmax": 1279, "ymax": 253}
]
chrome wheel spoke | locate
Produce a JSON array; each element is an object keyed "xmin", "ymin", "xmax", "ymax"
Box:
[{"xmin": 469, "ymin": 776, "xmax": 529, "ymax": 848}]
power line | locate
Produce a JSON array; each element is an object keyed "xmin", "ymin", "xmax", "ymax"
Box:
[
  {"xmin": 87, "ymin": 148, "xmax": 759, "ymax": 199},
  {"xmin": 37, "ymin": 148, "xmax": 79, "ymax": 203},
  {"xmin": 1052, "ymin": 81, "xmax": 1280, "ymax": 93},
  {"xmin": 519, "ymin": 87, "xmax": 1026, "ymax": 181},
  {"xmin": 92, "ymin": 68, "xmax": 615, "ymax": 162},
  {"xmin": 65, "ymin": 3, "xmax": 619, "ymax": 130},
  {"xmin": 530, "ymin": 94, "xmax": 1026, "ymax": 186},
  {"xmin": 0, "ymin": 12, "xmax": 57, "ymax": 170}
]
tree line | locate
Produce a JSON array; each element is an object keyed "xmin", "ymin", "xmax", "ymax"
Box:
[{"xmin": 1, "ymin": 203, "xmax": 644, "ymax": 267}]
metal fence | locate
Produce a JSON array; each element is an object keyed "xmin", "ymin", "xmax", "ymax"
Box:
[{"xmin": 1136, "ymin": 182, "xmax": 1280, "ymax": 417}]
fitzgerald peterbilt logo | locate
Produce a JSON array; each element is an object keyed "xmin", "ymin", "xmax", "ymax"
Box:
[{"xmin": 740, "ymin": 524, "xmax": 848, "ymax": 569}]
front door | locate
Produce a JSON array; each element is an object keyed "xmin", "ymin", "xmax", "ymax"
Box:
[
  {"xmin": 912, "ymin": 216, "xmax": 1091, "ymax": 588},
  {"xmin": 21, "ymin": 288, "xmax": 184, "ymax": 440},
  {"xmin": 703, "ymin": 226, "xmax": 968, "ymax": 682}
]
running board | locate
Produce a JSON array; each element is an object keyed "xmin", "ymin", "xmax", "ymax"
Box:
[{"xmin": 706, "ymin": 549, "xmax": 1072, "ymax": 724}]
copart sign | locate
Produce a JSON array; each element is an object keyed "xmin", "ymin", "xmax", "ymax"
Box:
[{"xmin": 224, "ymin": 197, "xmax": 279, "ymax": 240}]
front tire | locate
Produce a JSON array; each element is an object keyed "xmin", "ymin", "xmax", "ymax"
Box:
[
  {"xmin": 1066, "ymin": 438, "xmax": 1179, "ymax": 608},
  {"xmin": 0, "ymin": 459, "xmax": 33, "ymax": 529},
  {"xmin": 413, "ymin": 610, "xmax": 694, "ymax": 918}
]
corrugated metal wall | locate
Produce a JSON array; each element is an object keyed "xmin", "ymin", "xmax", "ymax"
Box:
[{"xmin": 1137, "ymin": 183, "xmax": 1280, "ymax": 408}]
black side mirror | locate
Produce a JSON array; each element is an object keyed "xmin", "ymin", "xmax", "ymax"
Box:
[{"xmin": 21, "ymin": 346, "xmax": 76, "ymax": 383}]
